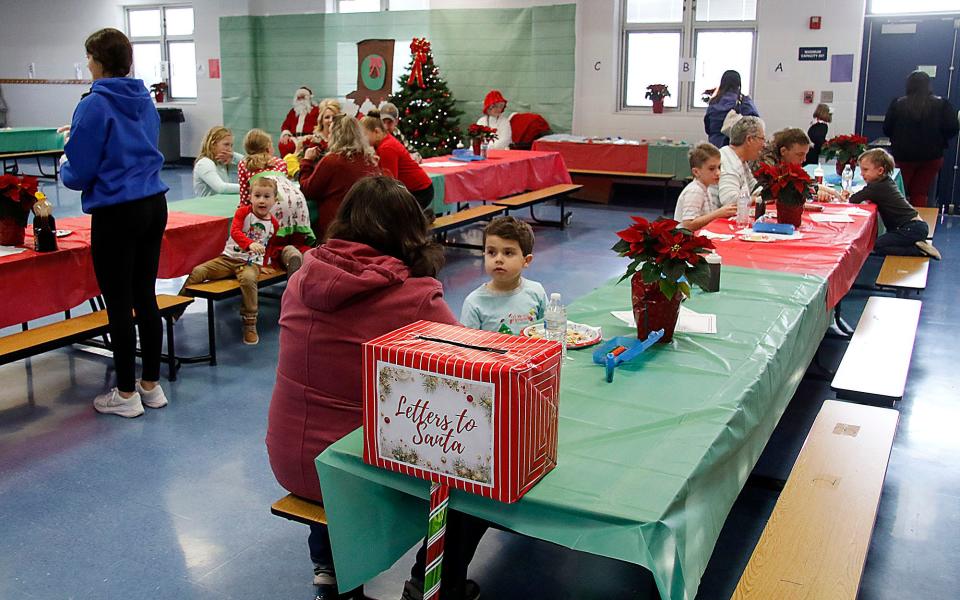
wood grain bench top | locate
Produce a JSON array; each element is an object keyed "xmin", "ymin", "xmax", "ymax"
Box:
[
  {"xmin": 876, "ymin": 256, "xmax": 929, "ymax": 290},
  {"xmin": 831, "ymin": 296, "xmax": 921, "ymax": 401},
  {"xmin": 0, "ymin": 294, "xmax": 192, "ymax": 359},
  {"xmin": 494, "ymin": 184, "xmax": 583, "ymax": 208},
  {"xmin": 185, "ymin": 269, "xmax": 288, "ymax": 298},
  {"xmin": 271, "ymin": 493, "xmax": 328, "ymax": 526},
  {"xmin": 732, "ymin": 399, "xmax": 899, "ymax": 600},
  {"xmin": 916, "ymin": 207, "xmax": 937, "ymax": 239},
  {"xmin": 569, "ymin": 168, "xmax": 674, "ymax": 180},
  {"xmin": 430, "ymin": 204, "xmax": 506, "ymax": 232}
]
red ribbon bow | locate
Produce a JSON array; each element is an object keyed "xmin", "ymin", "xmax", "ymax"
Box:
[
  {"xmin": 407, "ymin": 38, "xmax": 431, "ymax": 88},
  {"xmin": 369, "ymin": 56, "xmax": 383, "ymax": 78}
]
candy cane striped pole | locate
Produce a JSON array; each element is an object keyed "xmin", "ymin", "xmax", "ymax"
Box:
[{"xmin": 423, "ymin": 482, "xmax": 450, "ymax": 600}]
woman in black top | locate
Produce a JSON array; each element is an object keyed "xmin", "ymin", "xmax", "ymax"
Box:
[
  {"xmin": 805, "ymin": 103, "xmax": 831, "ymax": 165},
  {"xmin": 883, "ymin": 70, "xmax": 960, "ymax": 207}
]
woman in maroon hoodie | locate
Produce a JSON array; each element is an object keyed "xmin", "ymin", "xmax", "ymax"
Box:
[{"xmin": 266, "ymin": 176, "xmax": 485, "ymax": 600}]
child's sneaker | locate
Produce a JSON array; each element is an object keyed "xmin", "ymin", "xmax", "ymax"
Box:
[
  {"xmin": 242, "ymin": 316, "xmax": 259, "ymax": 345},
  {"xmin": 915, "ymin": 240, "xmax": 941, "ymax": 260},
  {"xmin": 93, "ymin": 388, "xmax": 144, "ymax": 418},
  {"xmin": 136, "ymin": 381, "xmax": 168, "ymax": 409}
]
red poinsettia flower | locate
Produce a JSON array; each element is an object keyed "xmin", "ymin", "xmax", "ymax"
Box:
[
  {"xmin": 654, "ymin": 231, "xmax": 694, "ymax": 263},
  {"xmin": 648, "ymin": 218, "xmax": 677, "ymax": 238}
]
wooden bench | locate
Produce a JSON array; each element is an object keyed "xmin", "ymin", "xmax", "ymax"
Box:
[
  {"xmin": 429, "ymin": 204, "xmax": 506, "ymax": 250},
  {"xmin": 875, "ymin": 256, "xmax": 929, "ymax": 298},
  {"xmin": 1, "ymin": 149, "xmax": 64, "ymax": 180},
  {"xmin": 493, "ymin": 183, "xmax": 582, "ymax": 230},
  {"xmin": 271, "ymin": 493, "xmax": 328, "ymax": 526},
  {"xmin": 0, "ymin": 294, "xmax": 193, "ymax": 381},
  {"xmin": 732, "ymin": 399, "xmax": 899, "ymax": 600},
  {"xmin": 568, "ymin": 168, "xmax": 675, "ymax": 213},
  {"xmin": 183, "ymin": 269, "xmax": 288, "ymax": 365},
  {"xmin": 831, "ymin": 296, "xmax": 921, "ymax": 405},
  {"xmin": 916, "ymin": 207, "xmax": 938, "ymax": 240}
]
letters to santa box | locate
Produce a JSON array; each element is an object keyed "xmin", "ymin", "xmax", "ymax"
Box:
[{"xmin": 362, "ymin": 321, "xmax": 562, "ymax": 503}]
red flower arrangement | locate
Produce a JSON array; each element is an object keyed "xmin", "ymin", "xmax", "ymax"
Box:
[
  {"xmin": 752, "ymin": 162, "xmax": 813, "ymax": 206},
  {"xmin": 0, "ymin": 174, "xmax": 40, "ymax": 225},
  {"xmin": 820, "ymin": 134, "xmax": 868, "ymax": 164},
  {"xmin": 467, "ymin": 124, "xmax": 497, "ymax": 142},
  {"xmin": 612, "ymin": 216, "xmax": 715, "ymax": 300}
]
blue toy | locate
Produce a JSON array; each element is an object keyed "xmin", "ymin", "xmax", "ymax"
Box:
[
  {"xmin": 753, "ymin": 221, "xmax": 795, "ymax": 235},
  {"xmin": 451, "ymin": 148, "xmax": 485, "ymax": 162},
  {"xmin": 592, "ymin": 329, "xmax": 664, "ymax": 382}
]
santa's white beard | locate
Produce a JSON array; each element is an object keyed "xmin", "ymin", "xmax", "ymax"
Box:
[{"xmin": 292, "ymin": 98, "xmax": 311, "ymax": 117}]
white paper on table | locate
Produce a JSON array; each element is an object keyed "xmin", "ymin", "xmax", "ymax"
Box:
[
  {"xmin": 610, "ymin": 306, "xmax": 717, "ymax": 334},
  {"xmin": 422, "ymin": 161, "xmax": 463, "ymax": 168},
  {"xmin": 0, "ymin": 245, "xmax": 27, "ymax": 257},
  {"xmin": 698, "ymin": 230, "xmax": 734, "ymax": 241},
  {"xmin": 810, "ymin": 213, "xmax": 855, "ymax": 223},
  {"xmin": 836, "ymin": 207, "xmax": 871, "ymax": 217},
  {"xmin": 735, "ymin": 228, "xmax": 804, "ymax": 240}
]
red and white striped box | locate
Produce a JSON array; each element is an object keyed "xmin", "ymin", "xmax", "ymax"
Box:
[{"xmin": 362, "ymin": 321, "xmax": 562, "ymax": 503}]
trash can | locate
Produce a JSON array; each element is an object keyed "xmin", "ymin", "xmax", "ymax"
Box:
[{"xmin": 157, "ymin": 107, "xmax": 185, "ymax": 163}]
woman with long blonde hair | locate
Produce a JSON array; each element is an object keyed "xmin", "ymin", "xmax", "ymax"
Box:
[
  {"xmin": 193, "ymin": 126, "xmax": 244, "ymax": 197},
  {"xmin": 299, "ymin": 114, "xmax": 380, "ymax": 239}
]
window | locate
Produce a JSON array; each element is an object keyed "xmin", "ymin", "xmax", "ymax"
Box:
[
  {"xmin": 126, "ymin": 5, "xmax": 196, "ymax": 100},
  {"xmin": 870, "ymin": 0, "xmax": 960, "ymax": 13},
  {"xmin": 621, "ymin": 0, "xmax": 757, "ymax": 112},
  {"xmin": 336, "ymin": 0, "xmax": 428, "ymax": 11}
]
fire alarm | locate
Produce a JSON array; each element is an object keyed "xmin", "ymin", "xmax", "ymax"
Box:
[
  {"xmin": 803, "ymin": 90, "xmax": 815, "ymax": 104},
  {"xmin": 810, "ymin": 16, "xmax": 822, "ymax": 30}
]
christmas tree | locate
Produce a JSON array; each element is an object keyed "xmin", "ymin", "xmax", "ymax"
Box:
[{"xmin": 389, "ymin": 38, "xmax": 463, "ymax": 158}]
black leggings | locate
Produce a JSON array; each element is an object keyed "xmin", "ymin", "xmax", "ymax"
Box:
[{"xmin": 90, "ymin": 194, "xmax": 168, "ymax": 393}]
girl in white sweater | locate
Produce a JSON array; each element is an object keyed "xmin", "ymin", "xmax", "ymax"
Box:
[
  {"xmin": 475, "ymin": 90, "xmax": 514, "ymax": 150},
  {"xmin": 192, "ymin": 126, "xmax": 244, "ymax": 197}
]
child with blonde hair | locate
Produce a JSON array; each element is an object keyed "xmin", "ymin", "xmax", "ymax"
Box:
[
  {"xmin": 237, "ymin": 128, "xmax": 287, "ymax": 205},
  {"xmin": 193, "ymin": 126, "xmax": 244, "ymax": 197}
]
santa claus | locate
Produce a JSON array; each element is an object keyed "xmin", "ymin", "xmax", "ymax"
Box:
[{"xmin": 279, "ymin": 86, "xmax": 320, "ymax": 157}]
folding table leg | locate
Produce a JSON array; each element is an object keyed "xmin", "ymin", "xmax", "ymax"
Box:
[
  {"xmin": 207, "ymin": 298, "xmax": 217, "ymax": 366},
  {"xmin": 165, "ymin": 316, "xmax": 178, "ymax": 382}
]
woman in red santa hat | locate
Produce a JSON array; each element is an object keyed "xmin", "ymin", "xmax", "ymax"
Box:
[
  {"xmin": 475, "ymin": 89, "xmax": 515, "ymax": 150},
  {"xmin": 279, "ymin": 86, "xmax": 320, "ymax": 156}
]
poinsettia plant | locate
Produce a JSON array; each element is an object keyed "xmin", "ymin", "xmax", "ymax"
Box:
[
  {"xmin": 820, "ymin": 134, "xmax": 868, "ymax": 164},
  {"xmin": 0, "ymin": 174, "xmax": 40, "ymax": 225},
  {"xmin": 753, "ymin": 162, "xmax": 813, "ymax": 206},
  {"xmin": 467, "ymin": 124, "xmax": 497, "ymax": 142},
  {"xmin": 612, "ymin": 216, "xmax": 715, "ymax": 300},
  {"xmin": 645, "ymin": 84, "xmax": 671, "ymax": 101}
]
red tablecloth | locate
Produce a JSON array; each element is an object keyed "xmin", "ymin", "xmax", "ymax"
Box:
[
  {"xmin": 530, "ymin": 140, "xmax": 649, "ymax": 173},
  {"xmin": 1, "ymin": 211, "xmax": 228, "ymax": 329},
  {"xmin": 702, "ymin": 204, "xmax": 878, "ymax": 309},
  {"xmin": 422, "ymin": 149, "xmax": 572, "ymax": 204}
]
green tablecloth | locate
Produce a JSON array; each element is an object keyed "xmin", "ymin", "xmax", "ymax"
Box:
[
  {"xmin": 317, "ymin": 266, "xmax": 830, "ymax": 599},
  {"xmin": 169, "ymin": 194, "xmax": 239, "ymax": 217},
  {"xmin": 0, "ymin": 127, "xmax": 65, "ymax": 153},
  {"xmin": 647, "ymin": 142, "xmax": 692, "ymax": 179}
]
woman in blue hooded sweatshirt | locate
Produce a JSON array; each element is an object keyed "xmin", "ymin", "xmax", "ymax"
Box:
[
  {"xmin": 704, "ymin": 70, "xmax": 760, "ymax": 148},
  {"xmin": 62, "ymin": 28, "xmax": 169, "ymax": 418}
]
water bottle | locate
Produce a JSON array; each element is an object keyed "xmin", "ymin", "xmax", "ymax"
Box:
[
  {"xmin": 841, "ymin": 164, "xmax": 854, "ymax": 194},
  {"xmin": 814, "ymin": 161, "xmax": 824, "ymax": 186},
  {"xmin": 736, "ymin": 191, "xmax": 751, "ymax": 228},
  {"xmin": 544, "ymin": 293, "xmax": 567, "ymax": 357}
]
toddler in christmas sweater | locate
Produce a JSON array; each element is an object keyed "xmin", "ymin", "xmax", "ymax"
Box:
[{"xmin": 238, "ymin": 128, "xmax": 287, "ymax": 205}]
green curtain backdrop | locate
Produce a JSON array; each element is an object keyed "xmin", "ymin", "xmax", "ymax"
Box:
[{"xmin": 219, "ymin": 4, "xmax": 575, "ymax": 143}]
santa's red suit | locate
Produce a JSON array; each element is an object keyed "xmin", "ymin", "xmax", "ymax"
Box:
[{"xmin": 279, "ymin": 94, "xmax": 320, "ymax": 157}]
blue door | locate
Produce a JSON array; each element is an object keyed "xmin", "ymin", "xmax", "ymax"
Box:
[{"xmin": 857, "ymin": 15, "xmax": 960, "ymax": 210}]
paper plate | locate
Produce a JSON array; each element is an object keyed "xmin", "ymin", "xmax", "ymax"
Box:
[
  {"xmin": 55, "ymin": 229, "xmax": 72, "ymax": 237},
  {"xmin": 522, "ymin": 321, "xmax": 603, "ymax": 349},
  {"xmin": 739, "ymin": 232, "xmax": 777, "ymax": 243}
]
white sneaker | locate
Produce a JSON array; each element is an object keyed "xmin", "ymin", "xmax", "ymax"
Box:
[
  {"xmin": 136, "ymin": 381, "xmax": 168, "ymax": 409},
  {"xmin": 93, "ymin": 388, "xmax": 144, "ymax": 418}
]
